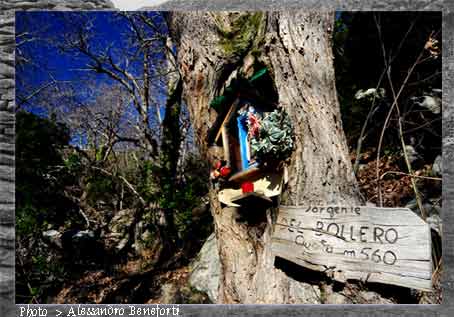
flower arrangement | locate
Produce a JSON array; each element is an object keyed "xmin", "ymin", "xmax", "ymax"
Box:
[{"xmin": 249, "ymin": 109, "xmax": 295, "ymax": 163}]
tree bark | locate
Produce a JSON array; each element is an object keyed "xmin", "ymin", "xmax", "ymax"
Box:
[{"xmin": 168, "ymin": 11, "xmax": 363, "ymax": 304}]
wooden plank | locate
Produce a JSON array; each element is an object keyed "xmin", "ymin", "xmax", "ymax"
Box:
[
  {"xmin": 228, "ymin": 166, "xmax": 261, "ymax": 183},
  {"xmin": 221, "ymin": 125, "xmax": 231, "ymax": 164},
  {"xmin": 271, "ymin": 206, "xmax": 433, "ymax": 291},
  {"xmin": 214, "ymin": 100, "xmax": 238, "ymax": 144}
]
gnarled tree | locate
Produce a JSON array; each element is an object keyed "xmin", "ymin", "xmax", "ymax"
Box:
[{"xmin": 167, "ymin": 12, "xmax": 364, "ymax": 303}]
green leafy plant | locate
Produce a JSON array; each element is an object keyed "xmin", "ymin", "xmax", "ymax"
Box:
[{"xmin": 250, "ymin": 109, "xmax": 295, "ymax": 162}]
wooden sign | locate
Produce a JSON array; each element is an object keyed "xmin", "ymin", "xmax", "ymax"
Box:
[{"xmin": 271, "ymin": 206, "xmax": 432, "ymax": 291}]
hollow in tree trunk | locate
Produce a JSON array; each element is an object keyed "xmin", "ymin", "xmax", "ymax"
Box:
[{"xmin": 168, "ymin": 11, "xmax": 367, "ymax": 304}]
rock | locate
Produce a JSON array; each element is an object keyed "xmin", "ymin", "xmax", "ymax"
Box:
[
  {"xmin": 132, "ymin": 221, "xmax": 146, "ymax": 254},
  {"xmin": 358, "ymin": 290, "xmax": 394, "ymax": 304},
  {"xmin": 42, "ymin": 229, "xmax": 62, "ymax": 248},
  {"xmin": 59, "ymin": 229, "xmax": 98, "ymax": 260},
  {"xmin": 325, "ymin": 292, "xmax": 347, "ymax": 304},
  {"xmin": 323, "ymin": 283, "xmax": 391, "ymax": 304},
  {"xmin": 159, "ymin": 282, "xmax": 180, "ymax": 304},
  {"xmin": 132, "ymin": 229, "xmax": 154, "ymax": 255},
  {"xmin": 403, "ymin": 145, "xmax": 421, "ymax": 165},
  {"xmin": 116, "ymin": 237, "xmax": 129, "ymax": 251},
  {"xmin": 288, "ymin": 282, "xmax": 321, "ymax": 304},
  {"xmin": 73, "ymin": 230, "xmax": 94, "ymax": 240},
  {"xmin": 105, "ymin": 209, "xmax": 135, "ymax": 252},
  {"xmin": 431, "ymin": 88, "xmax": 442, "ymax": 95},
  {"xmin": 432, "ymin": 155, "xmax": 442, "ymax": 176},
  {"xmin": 322, "ymin": 284, "xmax": 348, "ymax": 304},
  {"xmin": 109, "ymin": 209, "xmax": 135, "ymax": 233},
  {"xmin": 426, "ymin": 214, "xmax": 442, "ymax": 236},
  {"xmin": 334, "ymin": 283, "xmax": 395, "ymax": 304},
  {"xmin": 354, "ymin": 88, "xmax": 385, "ymax": 100},
  {"xmin": 189, "ymin": 233, "xmax": 220, "ymax": 303},
  {"xmin": 412, "ymin": 95, "xmax": 441, "ymax": 114},
  {"xmin": 72, "ymin": 230, "xmax": 96, "ymax": 250}
]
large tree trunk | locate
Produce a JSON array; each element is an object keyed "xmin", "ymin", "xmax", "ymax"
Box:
[{"xmin": 168, "ymin": 11, "xmax": 364, "ymax": 303}]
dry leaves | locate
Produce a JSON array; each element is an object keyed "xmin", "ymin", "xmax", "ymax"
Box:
[{"xmin": 354, "ymin": 151, "xmax": 420, "ymax": 207}]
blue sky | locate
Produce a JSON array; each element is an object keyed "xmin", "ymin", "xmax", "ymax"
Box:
[
  {"xmin": 15, "ymin": 11, "xmax": 170, "ymax": 147},
  {"xmin": 16, "ymin": 11, "xmax": 168, "ymax": 118}
]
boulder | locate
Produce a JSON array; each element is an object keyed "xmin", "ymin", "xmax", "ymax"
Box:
[
  {"xmin": 105, "ymin": 209, "xmax": 135, "ymax": 252},
  {"xmin": 412, "ymin": 94, "xmax": 441, "ymax": 114},
  {"xmin": 427, "ymin": 214, "xmax": 442, "ymax": 237},
  {"xmin": 189, "ymin": 233, "xmax": 220, "ymax": 303},
  {"xmin": 357, "ymin": 290, "xmax": 394, "ymax": 304},
  {"xmin": 403, "ymin": 145, "xmax": 421, "ymax": 165},
  {"xmin": 288, "ymin": 282, "xmax": 321, "ymax": 304},
  {"xmin": 432, "ymin": 155, "xmax": 442, "ymax": 177},
  {"xmin": 354, "ymin": 88, "xmax": 385, "ymax": 100},
  {"xmin": 42, "ymin": 229, "xmax": 62, "ymax": 248},
  {"xmin": 73, "ymin": 230, "xmax": 94, "ymax": 240},
  {"xmin": 59, "ymin": 229, "xmax": 98, "ymax": 261},
  {"xmin": 324, "ymin": 291, "xmax": 347, "ymax": 304},
  {"xmin": 71, "ymin": 230, "xmax": 96, "ymax": 251}
]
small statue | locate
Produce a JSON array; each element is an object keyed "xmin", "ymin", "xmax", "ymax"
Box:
[{"xmin": 247, "ymin": 106, "xmax": 261, "ymax": 138}]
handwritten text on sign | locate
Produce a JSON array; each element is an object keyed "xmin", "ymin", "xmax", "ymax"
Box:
[{"xmin": 271, "ymin": 206, "xmax": 432, "ymax": 291}]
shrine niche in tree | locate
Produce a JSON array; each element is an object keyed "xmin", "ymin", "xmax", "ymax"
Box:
[
  {"xmin": 215, "ymin": 99, "xmax": 273, "ymax": 180},
  {"xmin": 208, "ymin": 68, "xmax": 295, "ymax": 208}
]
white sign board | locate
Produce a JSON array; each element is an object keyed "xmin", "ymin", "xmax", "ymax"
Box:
[{"xmin": 271, "ymin": 206, "xmax": 432, "ymax": 291}]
